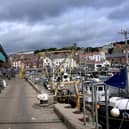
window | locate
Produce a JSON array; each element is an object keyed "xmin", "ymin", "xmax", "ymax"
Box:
[{"xmin": 98, "ymin": 86, "xmax": 103, "ymax": 91}]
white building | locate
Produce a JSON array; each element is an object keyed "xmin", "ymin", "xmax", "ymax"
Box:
[
  {"xmin": 86, "ymin": 51, "xmax": 106, "ymax": 62},
  {"xmin": 42, "ymin": 56, "xmax": 78, "ymax": 72},
  {"xmin": 42, "ymin": 57, "xmax": 52, "ymax": 68},
  {"xmin": 82, "ymin": 51, "xmax": 111, "ymax": 71}
]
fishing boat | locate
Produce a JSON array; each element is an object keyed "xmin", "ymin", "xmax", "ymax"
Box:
[
  {"xmin": 97, "ymin": 67, "xmax": 129, "ymax": 129},
  {"xmin": 84, "ymin": 80, "xmax": 109, "ymax": 103},
  {"xmin": 98, "ymin": 97, "xmax": 129, "ymax": 129},
  {"xmin": 98, "ymin": 31, "xmax": 129, "ymax": 129}
]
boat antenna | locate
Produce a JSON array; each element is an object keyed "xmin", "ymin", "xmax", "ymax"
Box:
[{"xmin": 119, "ymin": 29, "xmax": 129, "ymax": 95}]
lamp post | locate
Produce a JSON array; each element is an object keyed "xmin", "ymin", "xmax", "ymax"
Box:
[
  {"xmin": 119, "ymin": 30, "xmax": 129, "ymax": 95},
  {"xmin": 104, "ymin": 84, "xmax": 109, "ymax": 129},
  {"xmin": 82, "ymin": 76, "xmax": 86, "ymax": 126}
]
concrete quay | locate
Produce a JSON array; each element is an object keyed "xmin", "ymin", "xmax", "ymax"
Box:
[
  {"xmin": 25, "ymin": 78, "xmax": 101, "ymax": 129},
  {"xmin": 54, "ymin": 103, "xmax": 97, "ymax": 129}
]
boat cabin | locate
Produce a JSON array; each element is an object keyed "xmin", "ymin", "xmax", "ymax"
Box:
[{"xmin": 84, "ymin": 81, "xmax": 108, "ymax": 102}]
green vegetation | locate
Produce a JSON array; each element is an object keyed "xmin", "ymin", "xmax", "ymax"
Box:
[
  {"xmin": 108, "ymin": 48, "xmax": 114, "ymax": 54},
  {"xmin": 34, "ymin": 43, "xmax": 81, "ymax": 54},
  {"xmin": 114, "ymin": 40, "xmax": 129, "ymax": 45},
  {"xmin": 34, "ymin": 39, "xmax": 129, "ymax": 54},
  {"xmin": 84, "ymin": 47, "xmax": 99, "ymax": 52}
]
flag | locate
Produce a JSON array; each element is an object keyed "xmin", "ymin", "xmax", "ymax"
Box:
[{"xmin": 104, "ymin": 68, "xmax": 126, "ymax": 89}]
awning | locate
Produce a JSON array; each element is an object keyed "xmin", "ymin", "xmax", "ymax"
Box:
[{"xmin": 0, "ymin": 52, "xmax": 6, "ymax": 62}]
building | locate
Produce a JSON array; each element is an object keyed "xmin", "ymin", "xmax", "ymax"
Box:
[
  {"xmin": 106, "ymin": 42, "xmax": 128, "ymax": 65},
  {"xmin": 80, "ymin": 50, "xmax": 110, "ymax": 71},
  {"xmin": 81, "ymin": 51, "xmax": 106, "ymax": 63},
  {"xmin": 12, "ymin": 51, "xmax": 42, "ymax": 70},
  {"xmin": 38, "ymin": 50, "xmax": 78, "ymax": 72}
]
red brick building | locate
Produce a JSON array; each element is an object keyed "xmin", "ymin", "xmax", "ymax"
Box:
[
  {"xmin": 12, "ymin": 51, "xmax": 42, "ymax": 70},
  {"xmin": 106, "ymin": 42, "xmax": 129, "ymax": 65}
]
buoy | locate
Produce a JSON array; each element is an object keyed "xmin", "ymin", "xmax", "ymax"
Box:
[
  {"xmin": 110, "ymin": 107, "xmax": 120, "ymax": 117},
  {"xmin": 37, "ymin": 93, "xmax": 48, "ymax": 101},
  {"xmin": 37, "ymin": 93, "xmax": 48, "ymax": 105},
  {"xmin": 3, "ymin": 80, "xmax": 7, "ymax": 88},
  {"xmin": 96, "ymin": 104, "xmax": 100, "ymax": 109}
]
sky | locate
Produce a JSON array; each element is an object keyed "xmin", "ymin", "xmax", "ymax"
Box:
[{"xmin": 0, "ymin": 0, "xmax": 129, "ymax": 54}]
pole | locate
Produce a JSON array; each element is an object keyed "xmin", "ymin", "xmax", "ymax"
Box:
[
  {"xmin": 124, "ymin": 31, "xmax": 129, "ymax": 95},
  {"xmin": 52, "ymin": 65, "xmax": 55, "ymax": 89},
  {"xmin": 104, "ymin": 84, "xmax": 109, "ymax": 129},
  {"xmin": 94, "ymin": 85, "xmax": 98, "ymax": 129},
  {"xmin": 119, "ymin": 30, "xmax": 129, "ymax": 95},
  {"xmin": 81, "ymin": 77, "xmax": 86, "ymax": 125},
  {"xmin": 92, "ymin": 81, "xmax": 95, "ymax": 125}
]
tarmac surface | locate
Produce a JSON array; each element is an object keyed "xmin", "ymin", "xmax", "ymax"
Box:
[
  {"xmin": 27, "ymin": 78, "xmax": 100, "ymax": 129},
  {"xmin": 0, "ymin": 78, "xmax": 67, "ymax": 129}
]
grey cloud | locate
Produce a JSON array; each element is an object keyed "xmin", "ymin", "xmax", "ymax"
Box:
[
  {"xmin": 0, "ymin": 0, "xmax": 125, "ymax": 23},
  {"xmin": 1, "ymin": 13, "xmax": 125, "ymax": 54},
  {"xmin": 0, "ymin": 0, "xmax": 128, "ymax": 54},
  {"xmin": 108, "ymin": 3, "xmax": 129, "ymax": 20}
]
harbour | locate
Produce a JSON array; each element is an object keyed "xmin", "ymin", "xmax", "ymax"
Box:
[
  {"xmin": 1, "ymin": 0, "xmax": 129, "ymax": 128},
  {"xmin": 1, "ymin": 34, "xmax": 129, "ymax": 129}
]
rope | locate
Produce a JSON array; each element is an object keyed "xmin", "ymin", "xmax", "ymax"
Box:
[{"xmin": 118, "ymin": 99, "xmax": 129, "ymax": 129}]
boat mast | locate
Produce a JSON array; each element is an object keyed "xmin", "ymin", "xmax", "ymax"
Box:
[{"xmin": 120, "ymin": 30, "xmax": 129, "ymax": 95}]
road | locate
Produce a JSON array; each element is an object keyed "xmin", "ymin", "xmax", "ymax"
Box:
[{"xmin": 0, "ymin": 78, "xmax": 68, "ymax": 129}]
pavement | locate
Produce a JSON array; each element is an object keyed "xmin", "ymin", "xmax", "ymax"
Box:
[
  {"xmin": 54, "ymin": 103, "xmax": 97, "ymax": 129},
  {"xmin": 26, "ymin": 78, "xmax": 101, "ymax": 129}
]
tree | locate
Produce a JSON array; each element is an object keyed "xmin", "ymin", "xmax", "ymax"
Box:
[{"xmin": 108, "ymin": 48, "xmax": 114, "ymax": 54}]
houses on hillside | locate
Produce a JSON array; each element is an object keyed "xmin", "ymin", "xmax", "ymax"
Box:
[
  {"xmin": 106, "ymin": 42, "xmax": 129, "ymax": 65},
  {"xmin": 11, "ymin": 40, "xmax": 129, "ymax": 71},
  {"xmin": 11, "ymin": 51, "xmax": 41, "ymax": 70},
  {"xmin": 39, "ymin": 51, "xmax": 78, "ymax": 72},
  {"xmin": 11, "ymin": 50, "xmax": 78, "ymax": 71},
  {"xmin": 80, "ymin": 51, "xmax": 110, "ymax": 71}
]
